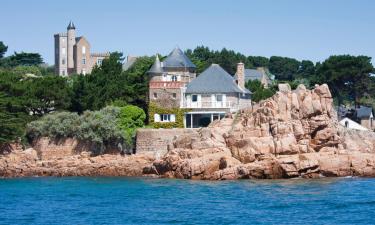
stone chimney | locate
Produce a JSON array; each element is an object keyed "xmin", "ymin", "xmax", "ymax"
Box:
[{"xmin": 236, "ymin": 62, "xmax": 245, "ymax": 89}]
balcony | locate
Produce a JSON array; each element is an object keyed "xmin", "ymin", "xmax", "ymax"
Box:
[{"xmin": 182, "ymin": 101, "xmax": 237, "ymax": 109}]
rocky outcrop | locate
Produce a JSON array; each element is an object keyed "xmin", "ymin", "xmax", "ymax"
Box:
[
  {"xmin": 0, "ymin": 143, "xmax": 155, "ymax": 178},
  {"xmin": 147, "ymin": 84, "xmax": 375, "ymax": 179},
  {"xmin": 2, "ymin": 84, "xmax": 375, "ymax": 179}
]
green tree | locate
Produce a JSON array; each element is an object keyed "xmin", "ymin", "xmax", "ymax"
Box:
[
  {"xmin": 314, "ymin": 55, "xmax": 375, "ymax": 106},
  {"xmin": 5, "ymin": 52, "xmax": 43, "ymax": 67},
  {"xmin": 24, "ymin": 76, "xmax": 72, "ymax": 116},
  {"xmin": 248, "ymin": 56, "xmax": 269, "ymax": 68},
  {"xmin": 0, "ymin": 41, "xmax": 8, "ymax": 58},
  {"xmin": 0, "ymin": 92, "xmax": 27, "ymax": 145},
  {"xmin": 117, "ymin": 105, "xmax": 146, "ymax": 146},
  {"xmin": 245, "ymin": 79, "xmax": 275, "ymax": 103},
  {"xmin": 297, "ymin": 60, "xmax": 315, "ymax": 79},
  {"xmin": 269, "ymin": 56, "xmax": 300, "ymax": 81}
]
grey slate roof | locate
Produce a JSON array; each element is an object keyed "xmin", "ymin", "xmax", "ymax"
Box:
[
  {"xmin": 122, "ymin": 56, "xmax": 138, "ymax": 71},
  {"xmin": 67, "ymin": 21, "xmax": 76, "ymax": 30},
  {"xmin": 185, "ymin": 64, "xmax": 251, "ymax": 94},
  {"xmin": 234, "ymin": 69, "xmax": 271, "ymax": 83},
  {"xmin": 148, "ymin": 55, "xmax": 164, "ymax": 74},
  {"xmin": 163, "ymin": 47, "xmax": 196, "ymax": 68},
  {"xmin": 356, "ymin": 106, "xmax": 373, "ymax": 119}
]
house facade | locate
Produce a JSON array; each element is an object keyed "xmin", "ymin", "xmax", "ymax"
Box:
[
  {"xmin": 148, "ymin": 48, "xmax": 251, "ymax": 128},
  {"xmin": 356, "ymin": 106, "xmax": 374, "ymax": 130},
  {"xmin": 54, "ymin": 22, "xmax": 109, "ymax": 76}
]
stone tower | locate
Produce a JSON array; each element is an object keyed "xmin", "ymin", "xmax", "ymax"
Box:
[{"xmin": 67, "ymin": 21, "xmax": 76, "ymax": 73}]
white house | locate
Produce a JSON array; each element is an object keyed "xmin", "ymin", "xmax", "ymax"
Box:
[{"xmin": 339, "ymin": 117, "xmax": 368, "ymax": 131}]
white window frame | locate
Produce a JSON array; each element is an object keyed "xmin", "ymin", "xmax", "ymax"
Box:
[{"xmin": 159, "ymin": 114, "xmax": 175, "ymax": 123}]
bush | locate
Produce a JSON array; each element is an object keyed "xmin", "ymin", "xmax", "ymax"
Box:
[{"xmin": 26, "ymin": 105, "xmax": 145, "ymax": 154}]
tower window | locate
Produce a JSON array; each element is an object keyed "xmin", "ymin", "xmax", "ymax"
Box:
[
  {"xmin": 82, "ymin": 58, "xmax": 86, "ymax": 65},
  {"xmin": 172, "ymin": 75, "xmax": 177, "ymax": 81},
  {"xmin": 62, "ymin": 59, "xmax": 66, "ymax": 65}
]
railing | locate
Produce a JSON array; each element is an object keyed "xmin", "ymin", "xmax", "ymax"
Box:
[{"xmin": 182, "ymin": 101, "xmax": 236, "ymax": 109}]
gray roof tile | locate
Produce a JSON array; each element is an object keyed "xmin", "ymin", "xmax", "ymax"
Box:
[
  {"xmin": 186, "ymin": 64, "xmax": 250, "ymax": 94},
  {"xmin": 356, "ymin": 106, "xmax": 373, "ymax": 119},
  {"xmin": 163, "ymin": 47, "xmax": 196, "ymax": 68},
  {"xmin": 148, "ymin": 55, "xmax": 164, "ymax": 73}
]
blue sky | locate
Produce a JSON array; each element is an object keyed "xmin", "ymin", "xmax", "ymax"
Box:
[{"xmin": 1, "ymin": 0, "xmax": 374, "ymax": 65}]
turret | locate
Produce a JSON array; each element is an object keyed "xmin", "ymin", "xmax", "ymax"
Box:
[
  {"xmin": 148, "ymin": 55, "xmax": 164, "ymax": 74},
  {"xmin": 67, "ymin": 21, "xmax": 76, "ymax": 71}
]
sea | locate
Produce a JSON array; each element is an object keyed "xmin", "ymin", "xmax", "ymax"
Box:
[{"xmin": 0, "ymin": 177, "xmax": 374, "ymax": 225}]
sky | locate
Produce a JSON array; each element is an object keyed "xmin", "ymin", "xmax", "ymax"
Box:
[{"xmin": 1, "ymin": 0, "xmax": 375, "ymax": 65}]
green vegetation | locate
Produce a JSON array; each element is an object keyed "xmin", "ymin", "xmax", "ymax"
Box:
[
  {"xmin": 245, "ymin": 80, "xmax": 276, "ymax": 103},
  {"xmin": 26, "ymin": 106, "xmax": 145, "ymax": 153},
  {"xmin": 148, "ymin": 102, "xmax": 188, "ymax": 128},
  {"xmin": 1, "ymin": 40, "xmax": 375, "ymax": 149}
]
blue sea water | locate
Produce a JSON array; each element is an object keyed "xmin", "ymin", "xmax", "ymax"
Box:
[{"xmin": 0, "ymin": 177, "xmax": 374, "ymax": 225}]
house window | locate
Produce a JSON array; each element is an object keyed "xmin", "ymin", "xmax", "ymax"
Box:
[
  {"xmin": 192, "ymin": 95, "xmax": 198, "ymax": 102},
  {"xmin": 97, "ymin": 59, "xmax": 103, "ymax": 66},
  {"xmin": 172, "ymin": 93, "xmax": 177, "ymax": 99},
  {"xmin": 82, "ymin": 46, "xmax": 86, "ymax": 54},
  {"xmin": 62, "ymin": 58, "xmax": 66, "ymax": 65},
  {"xmin": 82, "ymin": 58, "xmax": 86, "ymax": 65},
  {"xmin": 62, "ymin": 47, "xmax": 66, "ymax": 55},
  {"xmin": 160, "ymin": 114, "xmax": 176, "ymax": 122},
  {"xmin": 153, "ymin": 92, "xmax": 158, "ymax": 99},
  {"xmin": 172, "ymin": 75, "xmax": 177, "ymax": 82},
  {"xmin": 216, "ymin": 94, "xmax": 223, "ymax": 102}
]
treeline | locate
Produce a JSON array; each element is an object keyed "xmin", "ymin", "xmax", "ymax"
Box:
[
  {"xmin": 1, "ymin": 41, "xmax": 375, "ymax": 147},
  {"xmin": 0, "ymin": 41, "xmax": 153, "ymax": 148},
  {"xmin": 186, "ymin": 46, "xmax": 375, "ymax": 106}
]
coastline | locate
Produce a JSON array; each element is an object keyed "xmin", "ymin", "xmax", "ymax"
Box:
[{"xmin": 2, "ymin": 84, "xmax": 375, "ymax": 180}]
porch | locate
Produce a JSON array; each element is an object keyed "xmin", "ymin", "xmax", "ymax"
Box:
[{"xmin": 184, "ymin": 112, "xmax": 226, "ymax": 128}]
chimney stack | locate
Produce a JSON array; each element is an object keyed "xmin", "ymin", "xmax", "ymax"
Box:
[{"xmin": 236, "ymin": 62, "xmax": 245, "ymax": 89}]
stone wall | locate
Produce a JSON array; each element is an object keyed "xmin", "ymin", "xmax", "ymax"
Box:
[
  {"xmin": 32, "ymin": 137, "xmax": 87, "ymax": 160},
  {"xmin": 32, "ymin": 137, "xmax": 120, "ymax": 160},
  {"xmin": 136, "ymin": 128, "xmax": 199, "ymax": 156}
]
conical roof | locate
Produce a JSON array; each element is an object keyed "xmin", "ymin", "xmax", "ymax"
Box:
[
  {"xmin": 186, "ymin": 64, "xmax": 250, "ymax": 94},
  {"xmin": 67, "ymin": 21, "xmax": 76, "ymax": 30},
  {"xmin": 148, "ymin": 55, "xmax": 164, "ymax": 74},
  {"xmin": 163, "ymin": 47, "xmax": 196, "ymax": 68}
]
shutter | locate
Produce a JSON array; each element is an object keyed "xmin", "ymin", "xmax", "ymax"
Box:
[
  {"xmin": 154, "ymin": 114, "xmax": 160, "ymax": 122},
  {"xmin": 170, "ymin": 114, "xmax": 176, "ymax": 122}
]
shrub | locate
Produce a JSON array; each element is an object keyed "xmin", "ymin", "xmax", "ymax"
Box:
[{"xmin": 26, "ymin": 105, "xmax": 146, "ymax": 154}]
